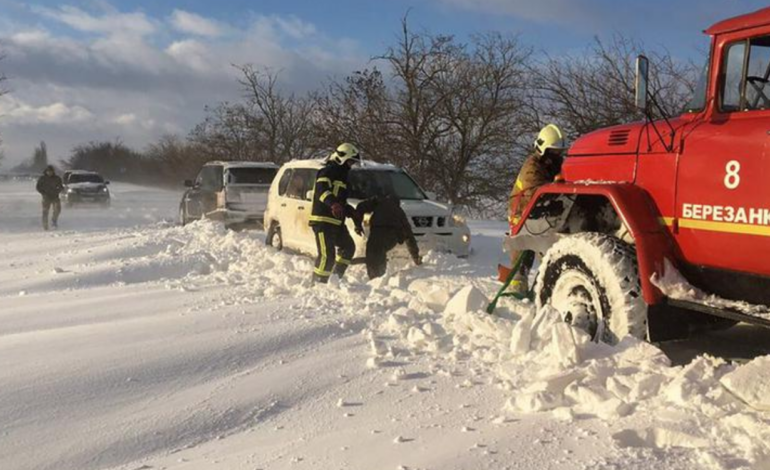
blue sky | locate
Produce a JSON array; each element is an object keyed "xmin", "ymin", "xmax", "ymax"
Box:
[{"xmin": 0, "ymin": 0, "xmax": 767, "ymax": 165}]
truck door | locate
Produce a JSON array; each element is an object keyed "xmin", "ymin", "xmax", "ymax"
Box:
[{"xmin": 675, "ymin": 34, "xmax": 770, "ymax": 279}]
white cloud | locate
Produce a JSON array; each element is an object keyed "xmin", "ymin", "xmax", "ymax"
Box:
[
  {"xmin": 165, "ymin": 39, "xmax": 211, "ymax": 73},
  {"xmin": 0, "ymin": 97, "xmax": 93, "ymax": 125},
  {"xmin": 273, "ymin": 15, "xmax": 317, "ymax": 40},
  {"xmin": 32, "ymin": 5, "xmax": 156, "ymax": 36},
  {"xmin": 111, "ymin": 113, "xmax": 137, "ymax": 126},
  {"xmin": 0, "ymin": 4, "xmax": 364, "ymax": 164},
  {"xmin": 170, "ymin": 10, "xmax": 224, "ymax": 37}
]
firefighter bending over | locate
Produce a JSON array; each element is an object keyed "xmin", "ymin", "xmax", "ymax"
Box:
[
  {"xmin": 354, "ymin": 194, "xmax": 421, "ymax": 279},
  {"xmin": 309, "ymin": 143, "xmax": 361, "ymax": 283},
  {"xmin": 507, "ymin": 124, "xmax": 567, "ymax": 294}
]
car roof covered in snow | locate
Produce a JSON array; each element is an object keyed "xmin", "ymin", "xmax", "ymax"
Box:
[
  {"xmin": 281, "ymin": 159, "xmax": 402, "ymax": 172},
  {"xmin": 204, "ymin": 161, "xmax": 279, "ymax": 169},
  {"xmin": 67, "ymin": 170, "xmax": 100, "ymax": 174}
]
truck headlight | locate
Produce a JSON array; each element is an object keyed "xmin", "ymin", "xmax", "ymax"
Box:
[
  {"xmin": 452, "ymin": 214, "xmax": 466, "ymax": 227},
  {"xmin": 101, "ymin": 187, "xmax": 109, "ymax": 192},
  {"xmin": 462, "ymin": 234, "xmax": 470, "ymax": 243}
]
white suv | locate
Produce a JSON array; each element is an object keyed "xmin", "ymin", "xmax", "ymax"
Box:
[
  {"xmin": 264, "ymin": 159, "xmax": 471, "ymax": 258},
  {"xmin": 179, "ymin": 161, "xmax": 278, "ymax": 227}
]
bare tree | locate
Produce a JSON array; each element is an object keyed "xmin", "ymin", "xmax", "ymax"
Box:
[
  {"xmin": 189, "ymin": 102, "xmax": 259, "ymax": 161},
  {"xmin": 430, "ymin": 32, "xmax": 533, "ymax": 207},
  {"xmin": 145, "ymin": 134, "xmax": 206, "ymax": 182},
  {"xmin": 375, "ymin": 17, "xmax": 457, "ymax": 180},
  {"xmin": 312, "ymin": 68, "xmax": 392, "ymax": 160},
  {"xmin": 532, "ymin": 34, "xmax": 699, "ymax": 140},
  {"xmin": 236, "ymin": 65, "xmax": 321, "ymax": 162}
]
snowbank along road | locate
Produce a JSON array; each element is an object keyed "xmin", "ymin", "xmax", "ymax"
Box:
[{"xmin": 1, "ymin": 178, "xmax": 769, "ymax": 470}]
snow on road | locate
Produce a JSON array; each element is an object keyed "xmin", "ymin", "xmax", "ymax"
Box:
[{"xmin": 1, "ymin": 179, "xmax": 769, "ymax": 470}]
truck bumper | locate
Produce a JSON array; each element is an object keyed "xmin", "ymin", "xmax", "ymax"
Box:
[{"xmin": 414, "ymin": 225, "xmax": 472, "ymax": 257}]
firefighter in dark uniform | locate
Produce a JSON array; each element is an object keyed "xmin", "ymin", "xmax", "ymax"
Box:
[
  {"xmin": 36, "ymin": 165, "xmax": 64, "ymax": 231},
  {"xmin": 354, "ymin": 194, "xmax": 421, "ymax": 279},
  {"xmin": 309, "ymin": 143, "xmax": 361, "ymax": 283},
  {"xmin": 506, "ymin": 124, "xmax": 566, "ymax": 294}
]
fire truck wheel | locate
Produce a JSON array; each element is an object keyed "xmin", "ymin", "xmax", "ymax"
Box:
[{"xmin": 535, "ymin": 233, "xmax": 648, "ymax": 344}]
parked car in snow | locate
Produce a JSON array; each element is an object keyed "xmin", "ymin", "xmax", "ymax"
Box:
[
  {"xmin": 62, "ymin": 170, "xmax": 111, "ymax": 207},
  {"xmin": 264, "ymin": 159, "xmax": 471, "ymax": 259},
  {"xmin": 179, "ymin": 161, "xmax": 279, "ymax": 228}
]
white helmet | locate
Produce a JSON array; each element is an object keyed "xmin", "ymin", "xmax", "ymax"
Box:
[
  {"xmin": 534, "ymin": 124, "xmax": 566, "ymax": 156},
  {"xmin": 328, "ymin": 142, "xmax": 361, "ymax": 166}
]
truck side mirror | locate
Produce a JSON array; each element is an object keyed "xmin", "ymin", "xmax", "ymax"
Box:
[
  {"xmin": 635, "ymin": 55, "xmax": 650, "ymax": 112},
  {"xmin": 305, "ymin": 190, "xmax": 314, "ymax": 201},
  {"xmin": 425, "ymin": 191, "xmax": 437, "ymax": 200},
  {"xmin": 184, "ymin": 179, "xmax": 194, "ymax": 188}
]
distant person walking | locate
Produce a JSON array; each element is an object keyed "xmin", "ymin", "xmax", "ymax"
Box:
[
  {"xmin": 36, "ymin": 165, "xmax": 63, "ymax": 230},
  {"xmin": 354, "ymin": 194, "xmax": 421, "ymax": 279}
]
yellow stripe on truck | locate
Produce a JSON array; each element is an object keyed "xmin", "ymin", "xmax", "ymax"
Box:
[{"xmin": 659, "ymin": 216, "xmax": 770, "ymax": 237}]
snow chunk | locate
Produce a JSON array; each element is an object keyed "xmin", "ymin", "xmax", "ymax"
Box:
[
  {"xmin": 408, "ymin": 279, "xmax": 455, "ymax": 311},
  {"xmin": 444, "ymin": 285, "xmax": 488, "ymax": 317},
  {"xmin": 721, "ymin": 356, "xmax": 770, "ymax": 411}
]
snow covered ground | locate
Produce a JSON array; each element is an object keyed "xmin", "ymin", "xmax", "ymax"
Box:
[{"xmin": 1, "ymin": 179, "xmax": 769, "ymax": 470}]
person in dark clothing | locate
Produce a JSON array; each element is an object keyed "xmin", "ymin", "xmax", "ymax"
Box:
[
  {"xmin": 309, "ymin": 143, "xmax": 361, "ymax": 283},
  {"xmin": 36, "ymin": 165, "xmax": 64, "ymax": 231},
  {"xmin": 354, "ymin": 194, "xmax": 422, "ymax": 279}
]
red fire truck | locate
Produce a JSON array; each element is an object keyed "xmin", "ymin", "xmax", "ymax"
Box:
[{"xmin": 506, "ymin": 7, "xmax": 770, "ymax": 343}]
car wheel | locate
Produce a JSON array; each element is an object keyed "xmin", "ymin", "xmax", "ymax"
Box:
[
  {"xmin": 535, "ymin": 233, "xmax": 648, "ymax": 344},
  {"xmin": 266, "ymin": 222, "xmax": 283, "ymax": 251}
]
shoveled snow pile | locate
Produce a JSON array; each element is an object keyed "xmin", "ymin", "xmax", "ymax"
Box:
[{"xmin": 369, "ymin": 274, "xmax": 770, "ymax": 468}]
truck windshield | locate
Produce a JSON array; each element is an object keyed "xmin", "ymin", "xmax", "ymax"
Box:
[
  {"xmin": 684, "ymin": 50, "xmax": 710, "ymax": 113},
  {"xmin": 227, "ymin": 167, "xmax": 277, "ymax": 185},
  {"xmin": 69, "ymin": 174, "xmax": 103, "ymax": 184},
  {"xmin": 349, "ymin": 169, "xmax": 427, "ymax": 201}
]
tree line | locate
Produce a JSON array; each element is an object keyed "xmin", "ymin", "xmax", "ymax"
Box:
[{"xmin": 60, "ymin": 20, "xmax": 698, "ymax": 213}]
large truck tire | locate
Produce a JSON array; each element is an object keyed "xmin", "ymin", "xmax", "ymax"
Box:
[{"xmin": 535, "ymin": 233, "xmax": 648, "ymax": 344}]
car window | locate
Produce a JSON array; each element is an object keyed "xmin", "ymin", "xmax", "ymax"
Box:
[
  {"xmin": 227, "ymin": 167, "xmax": 277, "ymax": 185},
  {"xmin": 277, "ymin": 169, "xmax": 292, "ymax": 196},
  {"xmin": 349, "ymin": 169, "xmax": 426, "ymax": 200},
  {"xmin": 722, "ymin": 41, "xmax": 745, "ymax": 112},
  {"xmin": 745, "ymin": 36, "xmax": 770, "ymax": 110},
  {"xmin": 287, "ymin": 169, "xmax": 315, "ymax": 201},
  {"xmin": 68, "ymin": 174, "xmax": 104, "ymax": 184},
  {"xmin": 199, "ymin": 166, "xmax": 223, "ymax": 191},
  {"xmin": 720, "ymin": 36, "xmax": 770, "ymax": 112}
]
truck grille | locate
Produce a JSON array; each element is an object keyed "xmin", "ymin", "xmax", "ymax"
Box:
[{"xmin": 412, "ymin": 216, "xmax": 433, "ymax": 228}]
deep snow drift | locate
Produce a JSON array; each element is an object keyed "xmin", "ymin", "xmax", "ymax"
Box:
[{"xmin": 1, "ymin": 179, "xmax": 769, "ymax": 470}]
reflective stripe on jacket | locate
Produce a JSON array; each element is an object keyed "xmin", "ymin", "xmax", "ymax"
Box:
[{"xmin": 310, "ymin": 162, "xmax": 351, "ymax": 226}]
